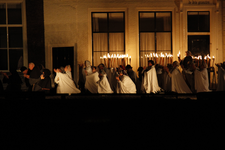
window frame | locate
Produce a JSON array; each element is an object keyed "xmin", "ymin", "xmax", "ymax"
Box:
[
  {"xmin": 139, "ymin": 11, "xmax": 172, "ymax": 66},
  {"xmin": 0, "ymin": 0, "xmax": 27, "ymax": 72},
  {"xmin": 91, "ymin": 12, "xmax": 125, "ymax": 66},
  {"xmin": 187, "ymin": 11, "xmax": 210, "ymax": 32}
]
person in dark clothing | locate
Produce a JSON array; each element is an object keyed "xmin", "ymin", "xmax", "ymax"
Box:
[
  {"xmin": 183, "ymin": 51, "xmax": 193, "ymax": 69},
  {"xmin": 20, "ymin": 66, "xmax": 32, "ymax": 91},
  {"xmin": 2, "ymin": 69, "xmax": 22, "ymax": 92},
  {"xmin": 125, "ymin": 65, "xmax": 137, "ymax": 84},
  {"xmin": 34, "ymin": 69, "xmax": 51, "ymax": 93},
  {"xmin": 25, "ymin": 62, "xmax": 41, "ymax": 91}
]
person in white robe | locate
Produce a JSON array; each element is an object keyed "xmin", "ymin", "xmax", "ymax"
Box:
[
  {"xmin": 216, "ymin": 63, "xmax": 225, "ymax": 91},
  {"xmin": 169, "ymin": 61, "xmax": 192, "ymax": 94},
  {"xmin": 193, "ymin": 63, "xmax": 211, "ymax": 93},
  {"xmin": 97, "ymin": 65, "xmax": 114, "ymax": 94},
  {"xmin": 54, "ymin": 65, "xmax": 81, "ymax": 95},
  {"xmin": 97, "ymin": 73, "xmax": 114, "ymax": 94},
  {"xmin": 116, "ymin": 71, "xmax": 136, "ymax": 94},
  {"xmin": 84, "ymin": 66, "xmax": 99, "ymax": 93},
  {"xmin": 142, "ymin": 60, "xmax": 161, "ymax": 94}
]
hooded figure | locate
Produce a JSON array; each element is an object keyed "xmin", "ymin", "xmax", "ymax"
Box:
[
  {"xmin": 171, "ymin": 61, "xmax": 192, "ymax": 93},
  {"xmin": 116, "ymin": 71, "xmax": 136, "ymax": 94},
  {"xmin": 55, "ymin": 65, "xmax": 81, "ymax": 95},
  {"xmin": 194, "ymin": 63, "xmax": 211, "ymax": 93},
  {"xmin": 142, "ymin": 65, "xmax": 161, "ymax": 94}
]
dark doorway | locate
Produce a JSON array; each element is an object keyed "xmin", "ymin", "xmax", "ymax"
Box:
[
  {"xmin": 52, "ymin": 47, "xmax": 74, "ymax": 78},
  {"xmin": 188, "ymin": 35, "xmax": 210, "ymax": 56}
]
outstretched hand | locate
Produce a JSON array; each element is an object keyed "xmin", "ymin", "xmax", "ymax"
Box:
[{"xmin": 116, "ymin": 76, "xmax": 120, "ymax": 81}]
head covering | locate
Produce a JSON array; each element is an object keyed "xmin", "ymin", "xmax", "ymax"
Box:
[
  {"xmin": 125, "ymin": 65, "xmax": 132, "ymax": 70},
  {"xmin": 85, "ymin": 60, "xmax": 92, "ymax": 75},
  {"xmin": 43, "ymin": 69, "xmax": 51, "ymax": 77}
]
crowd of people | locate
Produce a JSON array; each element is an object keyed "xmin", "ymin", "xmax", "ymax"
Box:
[{"xmin": 0, "ymin": 50, "xmax": 225, "ymax": 95}]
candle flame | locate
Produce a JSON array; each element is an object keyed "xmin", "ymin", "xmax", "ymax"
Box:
[
  {"xmin": 103, "ymin": 55, "xmax": 107, "ymax": 58},
  {"xmin": 114, "ymin": 54, "xmax": 117, "ymax": 58},
  {"xmin": 111, "ymin": 54, "xmax": 114, "ymax": 58},
  {"xmin": 150, "ymin": 53, "xmax": 152, "ymax": 57},
  {"xmin": 153, "ymin": 53, "xmax": 155, "ymax": 57},
  {"xmin": 129, "ymin": 56, "xmax": 131, "ymax": 58},
  {"xmin": 156, "ymin": 53, "xmax": 158, "ymax": 58},
  {"xmin": 107, "ymin": 53, "xmax": 110, "ymax": 58},
  {"xmin": 177, "ymin": 51, "xmax": 180, "ymax": 57}
]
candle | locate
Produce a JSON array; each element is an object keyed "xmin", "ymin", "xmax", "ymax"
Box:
[
  {"xmin": 117, "ymin": 54, "xmax": 119, "ymax": 67},
  {"xmin": 125, "ymin": 54, "xmax": 128, "ymax": 66},
  {"xmin": 121, "ymin": 55, "xmax": 125, "ymax": 67},
  {"xmin": 159, "ymin": 53, "xmax": 162, "ymax": 65},
  {"xmin": 113, "ymin": 54, "xmax": 116, "ymax": 68},
  {"xmin": 129, "ymin": 56, "xmax": 131, "ymax": 65},
  {"xmin": 103, "ymin": 55, "xmax": 107, "ymax": 67},
  {"xmin": 155, "ymin": 53, "xmax": 158, "ymax": 64},
  {"xmin": 100, "ymin": 56, "xmax": 103, "ymax": 64},
  {"xmin": 107, "ymin": 53, "xmax": 111, "ymax": 68},
  {"xmin": 153, "ymin": 53, "xmax": 156, "ymax": 63},
  {"xmin": 212, "ymin": 56, "xmax": 215, "ymax": 67},
  {"xmin": 177, "ymin": 51, "xmax": 181, "ymax": 62},
  {"xmin": 150, "ymin": 53, "xmax": 153, "ymax": 60}
]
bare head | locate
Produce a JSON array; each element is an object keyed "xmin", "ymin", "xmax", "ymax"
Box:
[{"xmin": 28, "ymin": 62, "xmax": 35, "ymax": 70}]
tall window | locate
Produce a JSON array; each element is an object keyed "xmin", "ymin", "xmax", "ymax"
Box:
[
  {"xmin": 0, "ymin": 3, "xmax": 25, "ymax": 71},
  {"xmin": 187, "ymin": 11, "xmax": 210, "ymax": 56},
  {"xmin": 139, "ymin": 12, "xmax": 172, "ymax": 67},
  {"xmin": 92, "ymin": 12, "xmax": 125, "ymax": 66}
]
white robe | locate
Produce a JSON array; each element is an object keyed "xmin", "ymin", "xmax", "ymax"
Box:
[
  {"xmin": 85, "ymin": 72, "xmax": 99, "ymax": 93},
  {"xmin": 194, "ymin": 68, "xmax": 211, "ymax": 93},
  {"xmin": 171, "ymin": 67, "xmax": 192, "ymax": 93},
  {"xmin": 217, "ymin": 67, "xmax": 225, "ymax": 91},
  {"xmin": 55, "ymin": 71, "xmax": 81, "ymax": 95},
  {"xmin": 117, "ymin": 75, "xmax": 136, "ymax": 94},
  {"xmin": 97, "ymin": 74, "xmax": 114, "ymax": 94},
  {"xmin": 142, "ymin": 65, "xmax": 161, "ymax": 93}
]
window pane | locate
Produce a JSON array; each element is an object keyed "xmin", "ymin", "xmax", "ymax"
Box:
[
  {"xmin": 109, "ymin": 13, "xmax": 124, "ymax": 32},
  {"xmin": 0, "ymin": 4, "xmax": 6, "ymax": 24},
  {"xmin": 140, "ymin": 33, "xmax": 155, "ymax": 51},
  {"xmin": 188, "ymin": 11, "xmax": 209, "ymax": 32},
  {"xmin": 139, "ymin": 13, "xmax": 154, "ymax": 32},
  {"xmin": 199, "ymin": 12, "xmax": 209, "ymax": 32},
  {"xmin": 0, "ymin": 49, "xmax": 8, "ymax": 70},
  {"xmin": 92, "ymin": 13, "xmax": 107, "ymax": 32},
  {"xmin": 156, "ymin": 13, "xmax": 171, "ymax": 31},
  {"xmin": 0, "ymin": 27, "xmax": 7, "ymax": 48},
  {"xmin": 8, "ymin": 3, "xmax": 22, "ymax": 24},
  {"xmin": 109, "ymin": 33, "xmax": 124, "ymax": 51},
  {"xmin": 188, "ymin": 35, "xmax": 209, "ymax": 56},
  {"xmin": 9, "ymin": 27, "xmax": 23, "ymax": 48},
  {"xmin": 93, "ymin": 33, "xmax": 108, "ymax": 52},
  {"xmin": 93, "ymin": 51, "xmax": 124, "ymax": 67},
  {"xmin": 156, "ymin": 32, "xmax": 171, "ymax": 52},
  {"xmin": 9, "ymin": 49, "xmax": 23, "ymax": 70},
  {"xmin": 188, "ymin": 12, "xmax": 199, "ymax": 32}
]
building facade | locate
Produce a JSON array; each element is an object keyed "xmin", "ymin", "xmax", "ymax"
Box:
[{"xmin": 0, "ymin": 0, "xmax": 224, "ymax": 85}]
